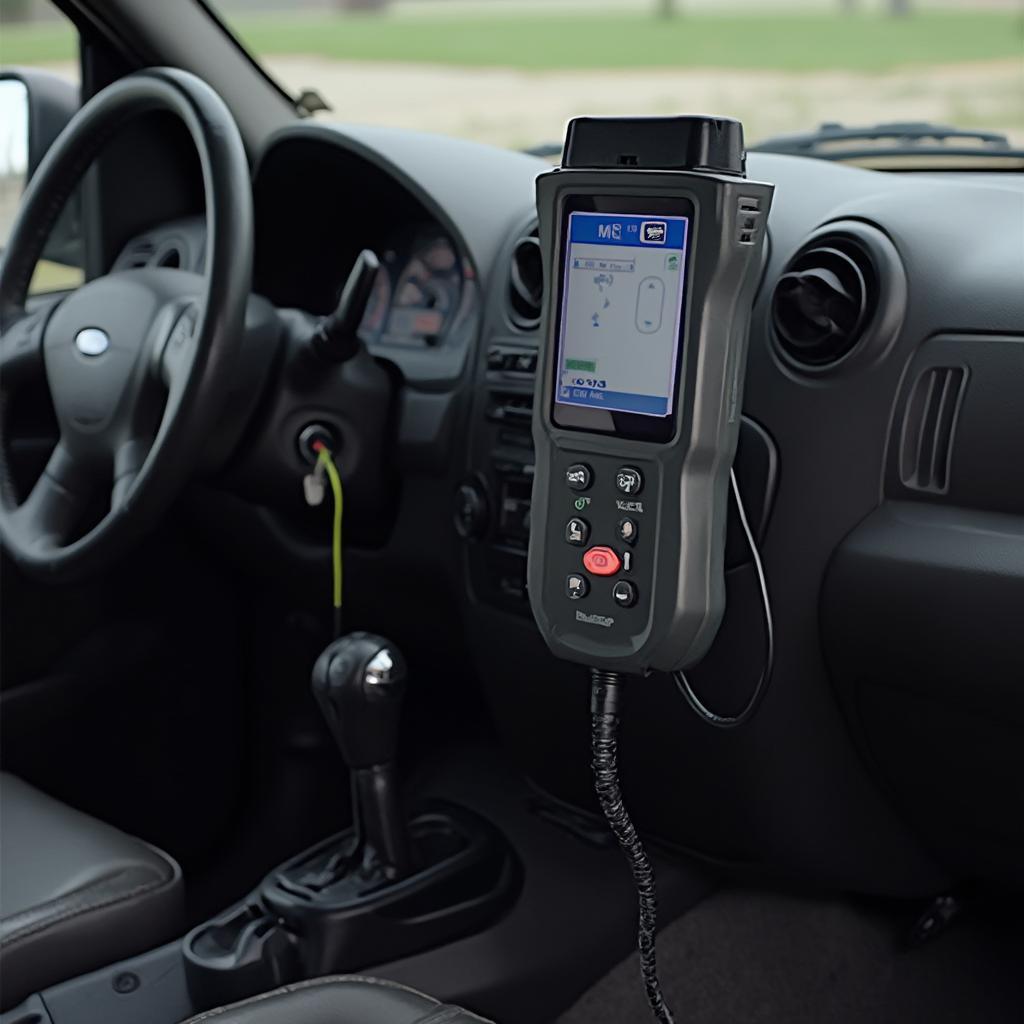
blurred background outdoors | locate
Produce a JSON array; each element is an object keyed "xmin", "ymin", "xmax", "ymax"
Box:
[{"xmin": 1, "ymin": 0, "xmax": 1022, "ymax": 152}]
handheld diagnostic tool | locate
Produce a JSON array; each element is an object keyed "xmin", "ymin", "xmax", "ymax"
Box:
[{"xmin": 528, "ymin": 116, "xmax": 774, "ymax": 676}]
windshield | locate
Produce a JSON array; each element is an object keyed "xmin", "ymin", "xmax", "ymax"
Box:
[
  {"xmin": 3, "ymin": 1, "xmax": 1022, "ymax": 153},
  {"xmin": 215, "ymin": 0, "xmax": 1021, "ymax": 152}
]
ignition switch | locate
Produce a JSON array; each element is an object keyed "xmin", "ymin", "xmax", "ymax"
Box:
[{"xmin": 298, "ymin": 423, "xmax": 339, "ymax": 465}]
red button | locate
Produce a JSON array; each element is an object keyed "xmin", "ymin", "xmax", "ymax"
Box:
[{"xmin": 583, "ymin": 546, "xmax": 622, "ymax": 576}]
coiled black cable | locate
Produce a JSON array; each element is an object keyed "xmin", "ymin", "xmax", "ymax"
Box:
[{"xmin": 591, "ymin": 669, "xmax": 675, "ymax": 1024}]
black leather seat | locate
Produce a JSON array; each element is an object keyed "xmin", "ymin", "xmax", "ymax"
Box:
[
  {"xmin": 180, "ymin": 976, "xmax": 493, "ymax": 1023},
  {"xmin": 0, "ymin": 772, "xmax": 184, "ymax": 1010}
]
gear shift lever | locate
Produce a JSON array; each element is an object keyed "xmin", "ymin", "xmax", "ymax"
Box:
[
  {"xmin": 185, "ymin": 633, "xmax": 517, "ymax": 991},
  {"xmin": 312, "ymin": 632, "xmax": 413, "ymax": 880}
]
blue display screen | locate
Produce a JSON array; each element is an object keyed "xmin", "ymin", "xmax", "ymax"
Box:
[{"xmin": 556, "ymin": 212, "xmax": 689, "ymax": 418}]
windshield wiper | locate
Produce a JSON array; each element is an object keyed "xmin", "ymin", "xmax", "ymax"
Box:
[{"xmin": 752, "ymin": 121, "xmax": 1023, "ymax": 163}]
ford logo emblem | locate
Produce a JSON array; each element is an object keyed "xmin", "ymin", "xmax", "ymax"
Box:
[{"xmin": 75, "ymin": 328, "xmax": 109, "ymax": 357}]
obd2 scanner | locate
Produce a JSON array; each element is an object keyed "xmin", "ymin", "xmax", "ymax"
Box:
[{"xmin": 527, "ymin": 116, "xmax": 774, "ymax": 1022}]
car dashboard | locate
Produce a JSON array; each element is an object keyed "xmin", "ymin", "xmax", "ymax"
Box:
[{"xmin": 107, "ymin": 120, "xmax": 1024, "ymax": 900}]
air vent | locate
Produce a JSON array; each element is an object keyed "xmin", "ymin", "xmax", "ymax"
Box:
[
  {"xmin": 899, "ymin": 365, "xmax": 967, "ymax": 493},
  {"xmin": 124, "ymin": 239, "xmax": 156, "ymax": 268},
  {"xmin": 508, "ymin": 233, "xmax": 543, "ymax": 330},
  {"xmin": 156, "ymin": 246, "xmax": 182, "ymax": 269},
  {"xmin": 772, "ymin": 235, "xmax": 877, "ymax": 368}
]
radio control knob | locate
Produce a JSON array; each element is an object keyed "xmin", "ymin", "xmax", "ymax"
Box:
[{"xmin": 454, "ymin": 478, "xmax": 489, "ymax": 540}]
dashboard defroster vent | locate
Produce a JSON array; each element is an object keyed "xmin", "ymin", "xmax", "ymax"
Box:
[
  {"xmin": 772, "ymin": 235, "xmax": 876, "ymax": 368},
  {"xmin": 899, "ymin": 365, "xmax": 967, "ymax": 493},
  {"xmin": 508, "ymin": 233, "xmax": 543, "ymax": 330}
]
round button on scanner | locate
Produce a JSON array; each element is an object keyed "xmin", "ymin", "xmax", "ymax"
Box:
[
  {"xmin": 612, "ymin": 580, "xmax": 638, "ymax": 608},
  {"xmin": 565, "ymin": 464, "xmax": 592, "ymax": 491},
  {"xmin": 615, "ymin": 466, "xmax": 643, "ymax": 496},
  {"xmin": 565, "ymin": 517, "xmax": 589, "ymax": 546},
  {"xmin": 566, "ymin": 573, "xmax": 589, "ymax": 600},
  {"xmin": 583, "ymin": 546, "xmax": 622, "ymax": 577},
  {"xmin": 617, "ymin": 517, "xmax": 638, "ymax": 545}
]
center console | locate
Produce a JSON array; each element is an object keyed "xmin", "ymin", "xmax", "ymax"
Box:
[
  {"xmin": 182, "ymin": 633, "xmax": 518, "ymax": 1012},
  {"xmin": 455, "ymin": 316, "xmax": 540, "ymax": 615}
]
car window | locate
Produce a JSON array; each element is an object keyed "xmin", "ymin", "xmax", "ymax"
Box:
[
  {"xmin": 201, "ymin": 0, "xmax": 1020, "ymax": 154},
  {"xmin": 0, "ymin": 3, "xmax": 83, "ymax": 294},
  {"xmin": 0, "ymin": 79, "xmax": 30, "ymax": 243}
]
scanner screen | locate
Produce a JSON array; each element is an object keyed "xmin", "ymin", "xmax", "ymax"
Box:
[{"xmin": 556, "ymin": 211, "xmax": 689, "ymax": 419}]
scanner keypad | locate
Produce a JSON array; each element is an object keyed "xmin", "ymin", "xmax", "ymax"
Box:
[{"xmin": 557, "ymin": 459, "xmax": 655, "ymax": 626}]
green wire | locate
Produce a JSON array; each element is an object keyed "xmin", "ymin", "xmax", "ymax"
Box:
[{"xmin": 316, "ymin": 447, "xmax": 343, "ymax": 612}]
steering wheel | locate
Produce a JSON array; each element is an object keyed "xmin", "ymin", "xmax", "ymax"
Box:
[{"xmin": 0, "ymin": 69, "xmax": 252, "ymax": 581}]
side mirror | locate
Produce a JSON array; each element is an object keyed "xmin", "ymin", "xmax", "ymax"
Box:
[
  {"xmin": 0, "ymin": 68, "xmax": 82, "ymax": 277},
  {"xmin": 0, "ymin": 68, "xmax": 79, "ymax": 181}
]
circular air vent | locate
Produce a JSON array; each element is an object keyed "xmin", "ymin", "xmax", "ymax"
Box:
[
  {"xmin": 771, "ymin": 235, "xmax": 877, "ymax": 369},
  {"xmin": 156, "ymin": 245, "xmax": 182, "ymax": 269},
  {"xmin": 508, "ymin": 233, "xmax": 543, "ymax": 329}
]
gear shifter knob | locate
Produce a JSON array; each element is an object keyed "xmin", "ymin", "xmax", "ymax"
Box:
[
  {"xmin": 312, "ymin": 632, "xmax": 412, "ymax": 878},
  {"xmin": 313, "ymin": 632, "xmax": 407, "ymax": 769}
]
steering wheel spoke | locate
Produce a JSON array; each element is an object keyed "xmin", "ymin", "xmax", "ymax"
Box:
[
  {"xmin": 155, "ymin": 302, "xmax": 199, "ymax": 396},
  {"xmin": 0, "ymin": 302, "xmax": 54, "ymax": 390},
  {"xmin": 111, "ymin": 435, "xmax": 152, "ymax": 511},
  {"xmin": 7, "ymin": 442, "xmax": 99, "ymax": 555}
]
